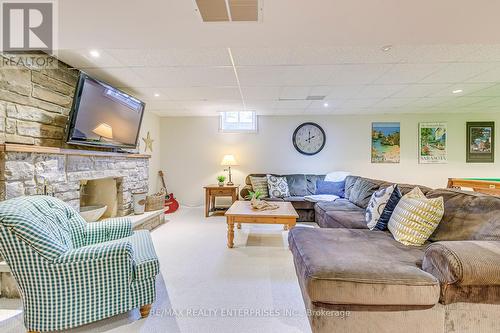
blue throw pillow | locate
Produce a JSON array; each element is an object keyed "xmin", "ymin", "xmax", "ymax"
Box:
[
  {"xmin": 316, "ymin": 180, "xmax": 345, "ymax": 197},
  {"xmin": 374, "ymin": 185, "xmax": 402, "ymax": 230}
]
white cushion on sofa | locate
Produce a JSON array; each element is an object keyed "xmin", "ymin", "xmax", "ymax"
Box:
[{"xmin": 324, "ymin": 171, "xmax": 350, "ymax": 182}]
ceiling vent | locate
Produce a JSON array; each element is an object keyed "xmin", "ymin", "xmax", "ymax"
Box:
[
  {"xmin": 305, "ymin": 95, "xmax": 326, "ymax": 101},
  {"xmin": 195, "ymin": 0, "xmax": 261, "ymax": 22}
]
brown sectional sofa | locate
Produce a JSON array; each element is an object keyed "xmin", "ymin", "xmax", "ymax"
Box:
[{"xmin": 286, "ymin": 175, "xmax": 500, "ymax": 333}]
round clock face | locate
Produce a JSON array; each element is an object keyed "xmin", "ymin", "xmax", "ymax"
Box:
[{"xmin": 292, "ymin": 122, "xmax": 326, "ymax": 155}]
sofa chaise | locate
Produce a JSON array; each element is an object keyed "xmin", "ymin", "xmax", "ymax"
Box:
[
  {"xmin": 0, "ymin": 195, "xmax": 160, "ymax": 332},
  {"xmin": 287, "ymin": 175, "xmax": 500, "ymax": 333}
]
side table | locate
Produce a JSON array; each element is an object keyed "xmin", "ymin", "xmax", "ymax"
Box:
[{"xmin": 204, "ymin": 184, "xmax": 239, "ymax": 217}]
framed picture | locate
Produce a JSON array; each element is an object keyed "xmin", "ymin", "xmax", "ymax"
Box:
[
  {"xmin": 371, "ymin": 122, "xmax": 400, "ymax": 163},
  {"xmin": 419, "ymin": 122, "xmax": 447, "ymax": 164},
  {"xmin": 466, "ymin": 122, "xmax": 495, "ymax": 163}
]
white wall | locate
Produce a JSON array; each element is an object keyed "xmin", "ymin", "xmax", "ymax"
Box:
[
  {"xmin": 139, "ymin": 112, "xmax": 162, "ymax": 194},
  {"xmin": 159, "ymin": 113, "xmax": 500, "ymax": 206}
]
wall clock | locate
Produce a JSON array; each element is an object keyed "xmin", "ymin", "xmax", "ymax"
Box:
[{"xmin": 292, "ymin": 122, "xmax": 326, "ymax": 155}]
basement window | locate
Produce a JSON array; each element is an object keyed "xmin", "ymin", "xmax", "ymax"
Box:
[{"xmin": 219, "ymin": 111, "xmax": 257, "ymax": 133}]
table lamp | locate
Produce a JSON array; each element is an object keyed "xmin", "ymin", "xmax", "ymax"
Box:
[
  {"xmin": 221, "ymin": 154, "xmax": 238, "ymax": 186},
  {"xmin": 92, "ymin": 123, "xmax": 113, "ymax": 141}
]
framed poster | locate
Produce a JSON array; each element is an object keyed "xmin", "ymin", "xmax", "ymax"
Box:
[
  {"xmin": 419, "ymin": 122, "xmax": 447, "ymax": 164},
  {"xmin": 371, "ymin": 122, "xmax": 400, "ymax": 163},
  {"xmin": 466, "ymin": 122, "xmax": 495, "ymax": 163}
]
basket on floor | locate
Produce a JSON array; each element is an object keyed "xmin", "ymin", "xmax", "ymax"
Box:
[{"xmin": 145, "ymin": 189, "xmax": 165, "ymax": 211}]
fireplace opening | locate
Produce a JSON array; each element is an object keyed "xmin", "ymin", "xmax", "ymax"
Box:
[{"xmin": 79, "ymin": 177, "xmax": 123, "ymax": 221}]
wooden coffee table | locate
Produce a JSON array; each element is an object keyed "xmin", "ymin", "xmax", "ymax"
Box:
[{"xmin": 225, "ymin": 201, "xmax": 299, "ymax": 248}]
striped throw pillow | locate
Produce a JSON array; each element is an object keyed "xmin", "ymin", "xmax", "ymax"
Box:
[
  {"xmin": 388, "ymin": 187, "xmax": 444, "ymax": 246},
  {"xmin": 249, "ymin": 176, "xmax": 269, "ymax": 198}
]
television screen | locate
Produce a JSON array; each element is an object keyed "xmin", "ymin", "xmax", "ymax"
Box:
[{"xmin": 67, "ymin": 73, "xmax": 145, "ymax": 149}]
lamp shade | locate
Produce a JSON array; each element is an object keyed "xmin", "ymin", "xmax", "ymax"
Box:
[
  {"xmin": 92, "ymin": 123, "xmax": 113, "ymax": 139},
  {"xmin": 220, "ymin": 154, "xmax": 238, "ymax": 166}
]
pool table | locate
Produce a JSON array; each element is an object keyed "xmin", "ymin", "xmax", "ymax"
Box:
[{"xmin": 447, "ymin": 178, "xmax": 500, "ymax": 196}]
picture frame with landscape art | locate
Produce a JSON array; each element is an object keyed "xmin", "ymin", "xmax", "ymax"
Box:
[
  {"xmin": 419, "ymin": 122, "xmax": 447, "ymax": 164},
  {"xmin": 466, "ymin": 121, "xmax": 495, "ymax": 163},
  {"xmin": 371, "ymin": 122, "xmax": 400, "ymax": 163}
]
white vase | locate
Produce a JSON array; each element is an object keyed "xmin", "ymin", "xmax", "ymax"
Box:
[{"xmin": 132, "ymin": 191, "xmax": 147, "ymax": 215}]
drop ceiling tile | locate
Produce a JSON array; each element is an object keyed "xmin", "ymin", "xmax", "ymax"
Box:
[
  {"xmin": 420, "ymin": 63, "xmax": 496, "ymax": 83},
  {"xmin": 308, "ymin": 86, "xmax": 334, "ymax": 96},
  {"xmin": 341, "ymin": 99, "xmax": 382, "ymax": 108},
  {"xmin": 106, "ymin": 48, "xmax": 231, "ymax": 66},
  {"xmin": 325, "ymin": 85, "xmax": 364, "ymax": 99},
  {"xmin": 132, "ymin": 66, "xmax": 236, "ymax": 86},
  {"xmin": 308, "ymin": 99, "xmax": 347, "ymax": 109},
  {"xmin": 467, "ymin": 83, "xmax": 500, "ymax": 97},
  {"xmin": 434, "ymin": 96, "xmax": 485, "ymax": 108},
  {"xmin": 327, "ymin": 64, "xmax": 392, "ymax": 85},
  {"xmin": 230, "ymin": 48, "xmax": 293, "ymax": 66},
  {"xmin": 466, "ymin": 97, "xmax": 500, "ymax": 108},
  {"xmin": 465, "ymin": 65, "xmax": 500, "ymax": 83},
  {"xmin": 279, "ymin": 86, "xmax": 311, "ymax": 99},
  {"xmin": 391, "ymin": 84, "xmax": 451, "ymax": 98},
  {"xmin": 400, "ymin": 45, "xmax": 478, "ymax": 63},
  {"xmin": 144, "ymin": 100, "xmax": 186, "ymax": 110},
  {"xmin": 82, "ymin": 67, "xmax": 149, "ymax": 88},
  {"xmin": 374, "ymin": 98, "xmax": 416, "ymax": 108},
  {"xmin": 273, "ymin": 100, "xmax": 312, "ymax": 109},
  {"xmin": 355, "ymin": 84, "xmax": 408, "ymax": 98},
  {"xmin": 429, "ymin": 83, "xmax": 495, "ymax": 97},
  {"xmin": 162, "ymin": 86, "xmax": 240, "ymax": 100},
  {"xmin": 57, "ymin": 49, "xmax": 124, "ymax": 68},
  {"xmin": 237, "ymin": 66, "xmax": 335, "ymax": 86},
  {"xmin": 409, "ymin": 97, "xmax": 450, "ymax": 108},
  {"xmin": 374, "ymin": 63, "xmax": 443, "ymax": 84},
  {"xmin": 241, "ymin": 86, "xmax": 281, "ymax": 100}
]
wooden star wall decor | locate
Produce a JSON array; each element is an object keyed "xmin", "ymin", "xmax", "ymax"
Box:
[{"xmin": 142, "ymin": 131, "xmax": 154, "ymax": 152}]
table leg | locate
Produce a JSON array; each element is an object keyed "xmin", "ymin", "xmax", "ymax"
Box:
[
  {"xmin": 288, "ymin": 220, "xmax": 296, "ymax": 230},
  {"xmin": 211, "ymin": 196, "xmax": 215, "ymax": 211},
  {"xmin": 237, "ymin": 223, "xmax": 241, "ymax": 229},
  {"xmin": 227, "ymin": 217, "xmax": 235, "ymax": 248},
  {"xmin": 205, "ymin": 191, "xmax": 210, "ymax": 217},
  {"xmin": 283, "ymin": 224, "xmax": 288, "ymax": 231}
]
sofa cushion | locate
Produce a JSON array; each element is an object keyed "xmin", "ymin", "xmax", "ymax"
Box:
[
  {"xmin": 388, "ymin": 187, "xmax": 444, "ymax": 246},
  {"xmin": 426, "ymin": 189, "xmax": 500, "ymax": 241},
  {"xmin": 315, "ymin": 180, "xmax": 345, "ymax": 197},
  {"xmin": 344, "ymin": 175, "xmax": 359, "ymax": 199},
  {"xmin": 288, "ymin": 227, "xmax": 440, "ymax": 306},
  {"xmin": 285, "ymin": 174, "xmax": 308, "ymax": 196},
  {"xmin": 374, "ymin": 185, "xmax": 403, "ymax": 231},
  {"xmin": 324, "ymin": 210, "xmax": 368, "ymax": 229},
  {"xmin": 305, "ymin": 175, "xmax": 325, "ymax": 195},
  {"xmin": 267, "ymin": 175, "xmax": 290, "ymax": 198},
  {"xmin": 348, "ymin": 178, "xmax": 382, "ymax": 208},
  {"xmin": 365, "ymin": 185, "xmax": 396, "ymax": 229},
  {"xmin": 249, "ymin": 176, "xmax": 269, "ymax": 198}
]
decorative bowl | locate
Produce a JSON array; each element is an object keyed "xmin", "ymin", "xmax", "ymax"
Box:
[{"xmin": 80, "ymin": 205, "xmax": 108, "ymax": 222}]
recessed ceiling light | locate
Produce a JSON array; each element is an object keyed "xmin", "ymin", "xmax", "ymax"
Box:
[
  {"xmin": 323, "ymin": 102, "xmax": 329, "ymax": 107},
  {"xmin": 154, "ymin": 93, "xmax": 160, "ymax": 97},
  {"xmin": 452, "ymin": 89, "xmax": 463, "ymax": 94},
  {"xmin": 89, "ymin": 50, "xmax": 100, "ymax": 58},
  {"xmin": 381, "ymin": 45, "xmax": 392, "ymax": 52}
]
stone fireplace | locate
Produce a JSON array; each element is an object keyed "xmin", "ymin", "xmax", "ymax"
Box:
[{"xmin": 0, "ymin": 144, "xmax": 150, "ymax": 216}]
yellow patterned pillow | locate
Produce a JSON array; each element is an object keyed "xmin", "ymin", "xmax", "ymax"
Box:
[{"xmin": 388, "ymin": 187, "xmax": 444, "ymax": 246}]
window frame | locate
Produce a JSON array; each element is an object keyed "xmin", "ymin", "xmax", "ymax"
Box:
[{"xmin": 219, "ymin": 111, "xmax": 258, "ymax": 133}]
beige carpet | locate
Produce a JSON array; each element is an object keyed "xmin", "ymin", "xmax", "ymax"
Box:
[{"xmin": 0, "ymin": 207, "xmax": 312, "ymax": 333}]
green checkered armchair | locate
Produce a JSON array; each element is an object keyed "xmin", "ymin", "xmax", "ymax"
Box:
[{"xmin": 0, "ymin": 195, "xmax": 159, "ymax": 332}]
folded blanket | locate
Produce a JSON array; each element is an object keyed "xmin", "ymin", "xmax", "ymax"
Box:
[{"xmin": 304, "ymin": 194, "xmax": 339, "ymax": 202}]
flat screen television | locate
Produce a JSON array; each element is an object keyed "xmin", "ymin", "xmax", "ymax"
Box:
[{"xmin": 66, "ymin": 73, "xmax": 145, "ymax": 149}]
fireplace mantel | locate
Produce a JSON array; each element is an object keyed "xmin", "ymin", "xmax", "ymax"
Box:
[{"xmin": 0, "ymin": 144, "xmax": 151, "ymax": 159}]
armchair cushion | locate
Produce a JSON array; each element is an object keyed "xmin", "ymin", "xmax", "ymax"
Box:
[
  {"xmin": 55, "ymin": 240, "xmax": 134, "ymax": 264},
  {"xmin": 423, "ymin": 241, "xmax": 500, "ymax": 304},
  {"xmin": 86, "ymin": 217, "xmax": 133, "ymax": 245}
]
